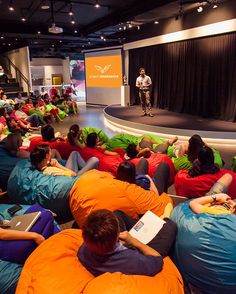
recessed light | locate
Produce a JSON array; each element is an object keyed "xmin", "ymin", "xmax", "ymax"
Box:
[
  {"xmin": 37, "ymin": 31, "xmax": 41, "ymax": 34},
  {"xmin": 74, "ymin": 30, "xmax": 78, "ymax": 33},
  {"xmin": 154, "ymin": 21, "xmax": 159, "ymax": 24}
]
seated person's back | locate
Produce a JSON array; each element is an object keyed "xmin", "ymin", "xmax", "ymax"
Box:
[{"xmin": 78, "ymin": 209, "xmax": 163, "ymax": 277}]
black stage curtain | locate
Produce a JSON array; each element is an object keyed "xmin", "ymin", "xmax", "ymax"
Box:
[{"xmin": 129, "ymin": 32, "xmax": 236, "ymax": 121}]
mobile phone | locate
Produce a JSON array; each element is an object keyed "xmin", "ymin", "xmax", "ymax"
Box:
[{"xmin": 7, "ymin": 204, "xmax": 22, "ymax": 216}]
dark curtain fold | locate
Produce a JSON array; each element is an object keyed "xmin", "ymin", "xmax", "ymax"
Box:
[{"xmin": 129, "ymin": 32, "xmax": 236, "ymax": 121}]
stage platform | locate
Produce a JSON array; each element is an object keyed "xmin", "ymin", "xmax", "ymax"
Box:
[{"xmin": 104, "ymin": 105, "xmax": 236, "ymax": 146}]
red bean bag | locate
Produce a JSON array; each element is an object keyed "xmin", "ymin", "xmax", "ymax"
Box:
[
  {"xmin": 16, "ymin": 229, "xmax": 184, "ymax": 294},
  {"xmin": 175, "ymin": 169, "xmax": 236, "ymax": 199},
  {"xmin": 29, "ymin": 136, "xmax": 82, "ymax": 160},
  {"xmin": 69, "ymin": 169, "xmax": 173, "ymax": 227},
  {"xmin": 80, "ymin": 147, "xmax": 124, "ymax": 176},
  {"xmin": 130, "ymin": 153, "xmax": 175, "ymax": 185}
]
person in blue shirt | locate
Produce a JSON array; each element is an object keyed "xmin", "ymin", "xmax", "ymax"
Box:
[{"xmin": 78, "ymin": 209, "xmax": 164, "ymax": 277}]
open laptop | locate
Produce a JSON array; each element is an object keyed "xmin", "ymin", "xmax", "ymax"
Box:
[{"xmin": 2, "ymin": 212, "xmax": 41, "ymax": 232}]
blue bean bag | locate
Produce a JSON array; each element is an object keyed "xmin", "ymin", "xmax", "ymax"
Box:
[
  {"xmin": 7, "ymin": 160, "xmax": 79, "ymax": 221},
  {"xmin": 170, "ymin": 201, "xmax": 236, "ymax": 294},
  {"xmin": 0, "ymin": 142, "xmax": 22, "ymax": 190},
  {"xmin": 0, "ymin": 259, "xmax": 22, "ymax": 294},
  {"xmin": 0, "ymin": 204, "xmax": 53, "ymax": 294}
]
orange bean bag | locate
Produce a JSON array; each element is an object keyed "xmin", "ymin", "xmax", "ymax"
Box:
[
  {"xmin": 175, "ymin": 169, "xmax": 236, "ymax": 199},
  {"xmin": 130, "ymin": 153, "xmax": 175, "ymax": 185},
  {"xmin": 69, "ymin": 170, "xmax": 172, "ymax": 227},
  {"xmin": 16, "ymin": 229, "xmax": 184, "ymax": 294}
]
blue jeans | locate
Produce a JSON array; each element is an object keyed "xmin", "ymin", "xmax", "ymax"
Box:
[{"xmin": 65, "ymin": 151, "xmax": 99, "ymax": 176}]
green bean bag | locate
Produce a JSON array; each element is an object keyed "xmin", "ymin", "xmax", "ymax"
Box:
[
  {"xmin": 106, "ymin": 133, "xmax": 138, "ymax": 150},
  {"xmin": 231, "ymin": 156, "xmax": 236, "ymax": 172},
  {"xmin": 172, "ymin": 148, "xmax": 223, "ymax": 172},
  {"xmin": 45, "ymin": 104, "xmax": 67, "ymax": 119},
  {"xmin": 82, "ymin": 127, "xmax": 110, "ymax": 144},
  {"xmin": 7, "ymin": 159, "xmax": 79, "ymax": 221}
]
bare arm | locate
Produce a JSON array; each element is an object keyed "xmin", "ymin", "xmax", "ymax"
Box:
[
  {"xmin": 137, "ymin": 147, "xmax": 151, "ymax": 158},
  {"xmin": 189, "ymin": 194, "xmax": 231, "ymax": 214},
  {"xmin": 145, "ymin": 174, "xmax": 158, "ymax": 195},
  {"xmin": 0, "ymin": 229, "xmax": 45, "ymax": 245},
  {"xmin": 104, "ymin": 150, "xmax": 119, "ymax": 156}
]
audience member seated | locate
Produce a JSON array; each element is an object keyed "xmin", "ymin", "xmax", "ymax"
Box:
[
  {"xmin": 44, "ymin": 94, "xmax": 66, "ymax": 121},
  {"xmin": 80, "ymin": 132, "xmax": 123, "ymax": 175},
  {"xmin": 30, "ymin": 144, "xmax": 99, "ymax": 177},
  {"xmin": 78, "ymin": 209, "xmax": 177, "ymax": 278},
  {"xmin": 172, "ymin": 134, "xmax": 223, "ymax": 171},
  {"xmin": 6, "ymin": 117, "xmax": 29, "ymax": 136},
  {"xmin": 126, "ymin": 136, "xmax": 178, "ymax": 160},
  {"xmin": 171, "ymin": 177, "xmax": 236, "ymax": 294},
  {"xmin": 0, "ymin": 203, "xmax": 60, "ymax": 294},
  {"xmin": 16, "ymin": 229, "xmax": 184, "ymax": 294},
  {"xmin": 69, "ymin": 167, "xmax": 173, "ymax": 227},
  {"xmin": 175, "ymin": 146, "xmax": 236, "ymax": 198},
  {"xmin": 5, "ymin": 132, "xmax": 30, "ymax": 158},
  {"xmin": 13, "ymin": 103, "xmax": 45, "ymax": 127}
]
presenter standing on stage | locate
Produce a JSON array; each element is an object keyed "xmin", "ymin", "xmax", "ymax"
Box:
[{"xmin": 136, "ymin": 68, "xmax": 153, "ymax": 117}]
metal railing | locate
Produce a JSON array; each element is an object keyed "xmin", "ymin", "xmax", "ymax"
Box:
[{"xmin": 3, "ymin": 55, "xmax": 30, "ymax": 93}]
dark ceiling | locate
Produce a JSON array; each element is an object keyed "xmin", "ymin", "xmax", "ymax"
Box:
[{"xmin": 0, "ymin": 0, "xmax": 227, "ymax": 58}]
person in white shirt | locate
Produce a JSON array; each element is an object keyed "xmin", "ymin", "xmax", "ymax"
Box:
[{"xmin": 136, "ymin": 68, "xmax": 153, "ymax": 117}]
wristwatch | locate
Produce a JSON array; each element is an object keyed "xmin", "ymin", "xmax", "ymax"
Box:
[{"xmin": 211, "ymin": 195, "xmax": 217, "ymax": 203}]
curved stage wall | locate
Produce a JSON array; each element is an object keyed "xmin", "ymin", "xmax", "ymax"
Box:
[{"xmin": 104, "ymin": 105, "xmax": 236, "ymax": 147}]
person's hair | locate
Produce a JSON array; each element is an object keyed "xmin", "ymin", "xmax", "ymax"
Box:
[
  {"xmin": 43, "ymin": 113, "xmax": 53, "ymax": 124},
  {"xmin": 82, "ymin": 209, "xmax": 119, "ymax": 255},
  {"xmin": 67, "ymin": 124, "xmax": 80, "ymax": 145},
  {"xmin": 188, "ymin": 134, "xmax": 206, "ymax": 163},
  {"xmin": 5, "ymin": 132, "xmax": 22, "ymax": 156},
  {"xmin": 30, "ymin": 144, "xmax": 50, "ymax": 170},
  {"xmin": 126, "ymin": 143, "xmax": 138, "ymax": 159},
  {"xmin": 86, "ymin": 132, "xmax": 98, "ymax": 148},
  {"xmin": 0, "ymin": 106, "xmax": 6, "ymax": 117},
  {"xmin": 41, "ymin": 124, "xmax": 55, "ymax": 142},
  {"xmin": 188, "ymin": 146, "xmax": 220, "ymax": 177},
  {"xmin": 6, "ymin": 117, "xmax": 16, "ymax": 128},
  {"xmin": 116, "ymin": 161, "xmax": 136, "ymax": 184},
  {"xmin": 14, "ymin": 103, "xmax": 20, "ymax": 111},
  {"xmin": 139, "ymin": 67, "xmax": 145, "ymax": 73}
]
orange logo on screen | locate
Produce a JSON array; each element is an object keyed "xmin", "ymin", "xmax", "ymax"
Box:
[{"xmin": 86, "ymin": 55, "xmax": 122, "ymax": 87}]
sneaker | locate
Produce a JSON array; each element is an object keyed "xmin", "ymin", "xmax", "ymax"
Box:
[{"xmin": 148, "ymin": 113, "xmax": 154, "ymax": 117}]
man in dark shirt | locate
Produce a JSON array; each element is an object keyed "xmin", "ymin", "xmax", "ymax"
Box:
[{"xmin": 78, "ymin": 209, "xmax": 163, "ymax": 277}]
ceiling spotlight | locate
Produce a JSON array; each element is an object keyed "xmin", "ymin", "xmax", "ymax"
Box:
[
  {"xmin": 0, "ymin": 36, "xmax": 4, "ymax": 39},
  {"xmin": 9, "ymin": 0, "xmax": 14, "ymax": 11},
  {"xmin": 37, "ymin": 31, "xmax": 41, "ymax": 34},
  {"xmin": 68, "ymin": 4, "xmax": 73, "ymax": 16},
  {"xmin": 71, "ymin": 19, "xmax": 75, "ymax": 25},
  {"xmin": 100, "ymin": 35, "xmax": 104, "ymax": 40},
  {"xmin": 128, "ymin": 23, "xmax": 132, "ymax": 28},
  {"xmin": 118, "ymin": 27, "xmax": 122, "ymax": 31},
  {"xmin": 95, "ymin": 1, "xmax": 100, "ymax": 8},
  {"xmin": 41, "ymin": 1, "xmax": 50, "ymax": 10},
  {"xmin": 123, "ymin": 25, "xmax": 126, "ymax": 30},
  {"xmin": 21, "ymin": 17, "xmax": 26, "ymax": 22},
  {"xmin": 154, "ymin": 21, "xmax": 159, "ymax": 24},
  {"xmin": 197, "ymin": 6, "xmax": 203, "ymax": 13},
  {"xmin": 74, "ymin": 30, "xmax": 78, "ymax": 33},
  {"xmin": 59, "ymin": 40, "xmax": 62, "ymax": 43},
  {"xmin": 137, "ymin": 25, "xmax": 140, "ymax": 30}
]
